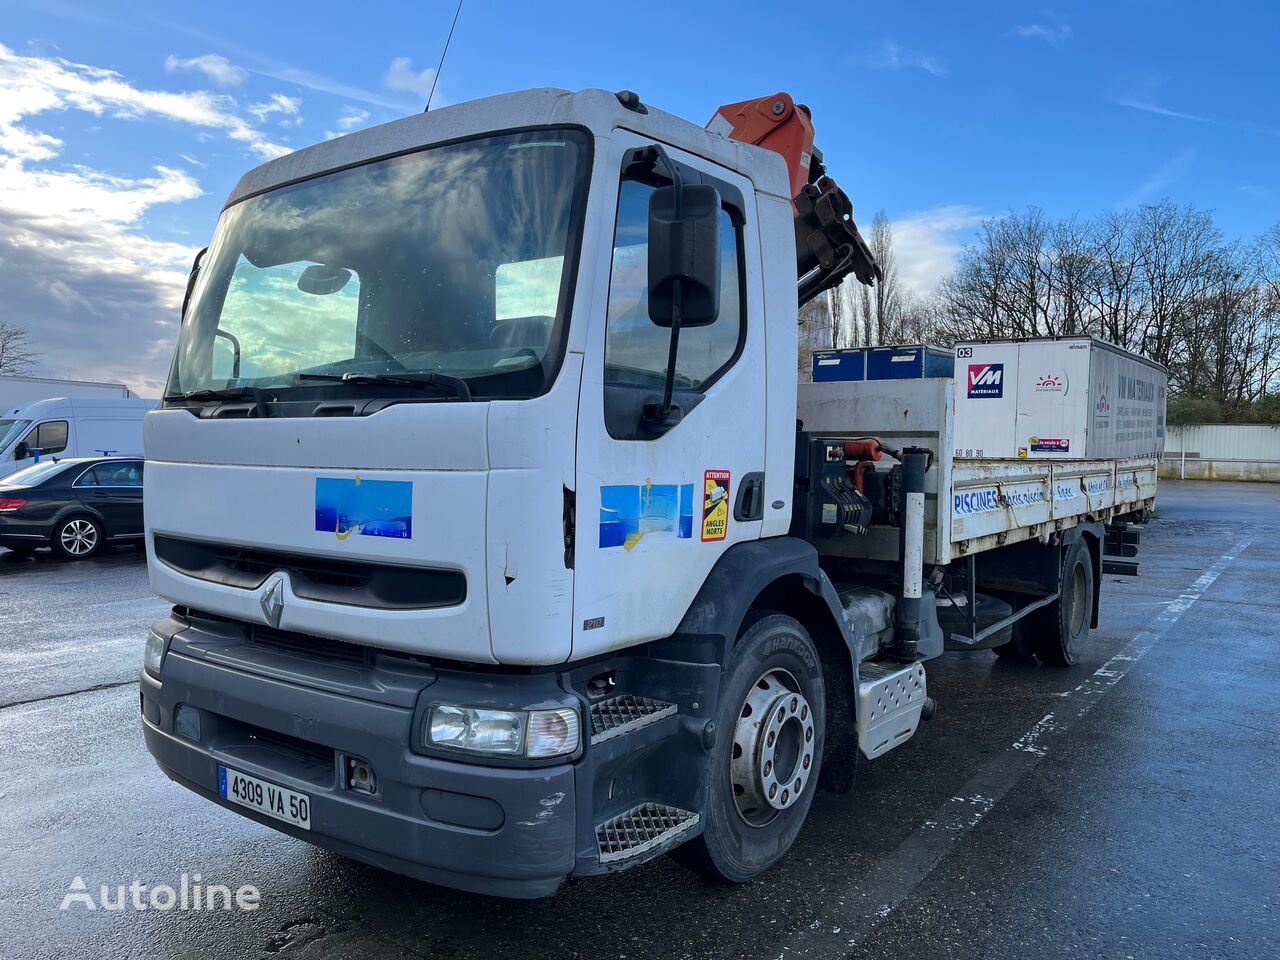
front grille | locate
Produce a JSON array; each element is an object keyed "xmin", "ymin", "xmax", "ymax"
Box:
[{"xmin": 153, "ymin": 535, "xmax": 464, "ymax": 610}]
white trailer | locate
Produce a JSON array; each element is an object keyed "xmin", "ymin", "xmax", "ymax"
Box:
[{"xmin": 0, "ymin": 374, "xmax": 135, "ymax": 409}]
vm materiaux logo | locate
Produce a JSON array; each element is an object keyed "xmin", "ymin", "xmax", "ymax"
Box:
[
  {"xmin": 1095, "ymin": 383, "xmax": 1111, "ymax": 415},
  {"xmin": 1034, "ymin": 372, "xmax": 1068, "ymax": 395},
  {"xmin": 967, "ymin": 363, "xmax": 1004, "ymax": 398}
]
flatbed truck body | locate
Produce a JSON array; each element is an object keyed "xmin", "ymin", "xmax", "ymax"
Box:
[{"xmin": 139, "ymin": 87, "xmax": 1162, "ymax": 898}]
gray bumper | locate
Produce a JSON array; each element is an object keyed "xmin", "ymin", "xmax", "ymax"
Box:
[{"xmin": 140, "ymin": 638, "xmax": 576, "ymax": 899}]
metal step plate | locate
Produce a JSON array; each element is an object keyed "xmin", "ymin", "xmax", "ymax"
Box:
[
  {"xmin": 596, "ymin": 802, "xmax": 700, "ymax": 865},
  {"xmin": 589, "ymin": 694, "xmax": 677, "ymax": 744},
  {"xmin": 856, "ymin": 661, "xmax": 927, "ymax": 759}
]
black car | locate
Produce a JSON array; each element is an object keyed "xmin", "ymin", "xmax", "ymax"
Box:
[{"xmin": 0, "ymin": 457, "xmax": 145, "ymax": 560}]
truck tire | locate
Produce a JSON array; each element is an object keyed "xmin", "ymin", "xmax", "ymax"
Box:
[
  {"xmin": 1034, "ymin": 538, "xmax": 1094, "ymax": 667},
  {"xmin": 672, "ymin": 612, "xmax": 825, "ymax": 884}
]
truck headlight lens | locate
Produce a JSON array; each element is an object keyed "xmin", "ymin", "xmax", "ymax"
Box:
[
  {"xmin": 144, "ymin": 629, "xmax": 168, "ymax": 679},
  {"xmin": 425, "ymin": 705, "xmax": 581, "ymax": 759},
  {"xmin": 428, "ymin": 706, "xmax": 525, "ymax": 755}
]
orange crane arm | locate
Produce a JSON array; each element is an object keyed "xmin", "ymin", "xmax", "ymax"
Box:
[{"xmin": 707, "ymin": 93, "xmax": 881, "ymax": 304}]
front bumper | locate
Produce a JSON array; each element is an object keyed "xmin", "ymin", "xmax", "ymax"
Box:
[{"xmin": 140, "ymin": 618, "xmax": 577, "ymax": 899}]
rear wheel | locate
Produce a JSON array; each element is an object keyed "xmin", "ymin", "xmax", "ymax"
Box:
[
  {"xmin": 1033, "ymin": 538, "xmax": 1094, "ymax": 666},
  {"xmin": 53, "ymin": 516, "xmax": 103, "ymax": 560},
  {"xmin": 672, "ymin": 613, "xmax": 825, "ymax": 883}
]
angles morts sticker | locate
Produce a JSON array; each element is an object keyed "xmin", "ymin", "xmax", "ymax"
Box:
[{"xmin": 701, "ymin": 470, "xmax": 731, "ymax": 542}]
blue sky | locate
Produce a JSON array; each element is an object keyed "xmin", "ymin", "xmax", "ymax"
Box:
[{"xmin": 2, "ymin": 0, "xmax": 1276, "ymax": 393}]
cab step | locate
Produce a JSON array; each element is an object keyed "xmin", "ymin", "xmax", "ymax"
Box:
[
  {"xmin": 596, "ymin": 802, "xmax": 700, "ymax": 865},
  {"xmin": 856, "ymin": 661, "xmax": 928, "ymax": 759},
  {"xmin": 589, "ymin": 694, "xmax": 677, "ymax": 744}
]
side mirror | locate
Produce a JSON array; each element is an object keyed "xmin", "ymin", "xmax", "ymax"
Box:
[
  {"xmin": 648, "ymin": 183, "xmax": 721, "ymax": 328},
  {"xmin": 13, "ymin": 442, "xmax": 27, "ymax": 461}
]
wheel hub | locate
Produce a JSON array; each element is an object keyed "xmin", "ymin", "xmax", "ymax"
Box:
[
  {"xmin": 61, "ymin": 519, "xmax": 97, "ymax": 555},
  {"xmin": 729, "ymin": 668, "xmax": 816, "ymax": 827}
]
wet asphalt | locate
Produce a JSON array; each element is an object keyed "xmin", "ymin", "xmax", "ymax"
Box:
[{"xmin": 0, "ymin": 480, "xmax": 1275, "ymax": 960}]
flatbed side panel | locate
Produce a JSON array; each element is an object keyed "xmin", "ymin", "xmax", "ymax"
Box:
[{"xmin": 948, "ymin": 457, "xmax": 1158, "ymax": 560}]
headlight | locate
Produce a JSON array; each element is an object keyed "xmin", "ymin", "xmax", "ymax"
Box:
[
  {"xmin": 143, "ymin": 629, "xmax": 168, "ymax": 679},
  {"xmin": 425, "ymin": 705, "xmax": 581, "ymax": 759}
]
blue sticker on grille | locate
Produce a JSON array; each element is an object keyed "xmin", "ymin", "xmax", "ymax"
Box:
[{"xmin": 315, "ymin": 477, "xmax": 413, "ymax": 540}]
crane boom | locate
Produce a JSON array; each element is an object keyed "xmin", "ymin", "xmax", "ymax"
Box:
[{"xmin": 708, "ymin": 92, "xmax": 881, "ymax": 305}]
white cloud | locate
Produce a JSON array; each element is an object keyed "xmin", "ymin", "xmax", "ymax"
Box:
[
  {"xmin": 0, "ymin": 42, "xmax": 308, "ymax": 393},
  {"xmin": 336, "ymin": 106, "xmax": 370, "ymax": 131},
  {"xmin": 890, "ymin": 205, "xmax": 985, "ymax": 293},
  {"xmin": 383, "ymin": 56, "xmax": 440, "ymax": 102},
  {"xmin": 248, "ymin": 93, "xmax": 301, "ymax": 123},
  {"xmin": 1, "ymin": 43, "xmax": 290, "ymax": 161},
  {"xmin": 1014, "ymin": 23, "xmax": 1073, "ymax": 44},
  {"xmin": 865, "ymin": 40, "xmax": 948, "ymax": 78},
  {"xmin": 163, "ymin": 53, "xmax": 247, "ymax": 87},
  {"xmin": 1115, "ymin": 96, "xmax": 1211, "ymax": 125}
]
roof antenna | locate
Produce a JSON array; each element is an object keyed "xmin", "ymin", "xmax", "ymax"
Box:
[{"xmin": 424, "ymin": 0, "xmax": 464, "ymax": 112}]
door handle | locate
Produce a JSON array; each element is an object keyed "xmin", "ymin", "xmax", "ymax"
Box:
[{"xmin": 734, "ymin": 472, "xmax": 765, "ymax": 521}]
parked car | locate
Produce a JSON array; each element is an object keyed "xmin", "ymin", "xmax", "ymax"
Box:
[{"xmin": 0, "ymin": 456, "xmax": 144, "ymax": 560}]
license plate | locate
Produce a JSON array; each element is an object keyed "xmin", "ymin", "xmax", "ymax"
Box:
[{"xmin": 218, "ymin": 766, "xmax": 311, "ymax": 830}]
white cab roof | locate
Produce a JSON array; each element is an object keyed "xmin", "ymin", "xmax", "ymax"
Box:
[{"xmin": 225, "ymin": 87, "xmax": 791, "ymax": 208}]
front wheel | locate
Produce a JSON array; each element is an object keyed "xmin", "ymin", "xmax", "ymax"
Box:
[
  {"xmin": 53, "ymin": 516, "xmax": 103, "ymax": 560},
  {"xmin": 672, "ymin": 613, "xmax": 825, "ymax": 883},
  {"xmin": 1034, "ymin": 538, "xmax": 1094, "ymax": 666}
]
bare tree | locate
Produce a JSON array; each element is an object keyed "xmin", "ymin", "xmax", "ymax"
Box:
[
  {"xmin": 867, "ymin": 211, "xmax": 901, "ymax": 344},
  {"xmin": 0, "ymin": 321, "xmax": 39, "ymax": 376}
]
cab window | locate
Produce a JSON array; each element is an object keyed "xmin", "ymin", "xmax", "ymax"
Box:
[
  {"xmin": 604, "ymin": 180, "xmax": 743, "ymax": 391},
  {"xmin": 603, "ymin": 178, "xmax": 744, "ymax": 439}
]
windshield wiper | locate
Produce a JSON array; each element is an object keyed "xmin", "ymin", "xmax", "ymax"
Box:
[
  {"xmin": 295, "ymin": 372, "xmax": 473, "ymax": 401},
  {"xmin": 163, "ymin": 386, "xmax": 274, "ymax": 418},
  {"xmin": 164, "ymin": 387, "xmax": 258, "ymax": 402}
]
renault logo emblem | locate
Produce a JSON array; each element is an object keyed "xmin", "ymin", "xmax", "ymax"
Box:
[{"xmin": 259, "ymin": 574, "xmax": 285, "ymax": 628}]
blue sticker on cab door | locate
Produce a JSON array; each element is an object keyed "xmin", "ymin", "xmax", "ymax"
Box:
[
  {"xmin": 315, "ymin": 477, "xmax": 413, "ymax": 540},
  {"xmin": 599, "ymin": 482, "xmax": 694, "ymax": 551}
]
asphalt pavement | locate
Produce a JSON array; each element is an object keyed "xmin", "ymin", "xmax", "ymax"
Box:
[{"xmin": 0, "ymin": 480, "xmax": 1275, "ymax": 959}]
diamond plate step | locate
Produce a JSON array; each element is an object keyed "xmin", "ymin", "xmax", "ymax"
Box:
[
  {"xmin": 589, "ymin": 694, "xmax": 677, "ymax": 744},
  {"xmin": 596, "ymin": 803, "xmax": 700, "ymax": 864}
]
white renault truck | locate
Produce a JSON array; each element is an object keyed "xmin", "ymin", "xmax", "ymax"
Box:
[{"xmin": 140, "ymin": 88, "xmax": 1163, "ymax": 898}]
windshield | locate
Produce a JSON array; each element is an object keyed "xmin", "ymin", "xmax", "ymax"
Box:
[
  {"xmin": 2, "ymin": 459, "xmax": 74, "ymax": 486},
  {"xmin": 0, "ymin": 419, "xmax": 31, "ymax": 452},
  {"xmin": 168, "ymin": 128, "xmax": 591, "ymax": 401}
]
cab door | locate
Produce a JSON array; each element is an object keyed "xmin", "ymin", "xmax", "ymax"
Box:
[{"xmin": 573, "ymin": 132, "xmax": 767, "ymax": 659}]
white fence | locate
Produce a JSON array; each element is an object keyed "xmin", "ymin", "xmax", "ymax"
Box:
[{"xmin": 1162, "ymin": 423, "xmax": 1280, "ymax": 481}]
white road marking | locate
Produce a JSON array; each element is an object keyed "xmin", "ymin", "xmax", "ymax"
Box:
[{"xmin": 777, "ymin": 536, "xmax": 1253, "ymax": 958}]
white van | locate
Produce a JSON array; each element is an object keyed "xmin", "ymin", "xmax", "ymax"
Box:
[{"xmin": 0, "ymin": 397, "xmax": 155, "ymax": 478}]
